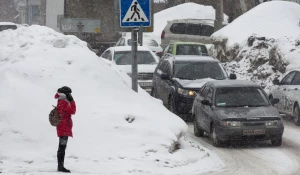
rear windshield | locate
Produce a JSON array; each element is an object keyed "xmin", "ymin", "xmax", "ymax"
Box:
[
  {"xmin": 114, "ymin": 51, "xmax": 156, "ymax": 65},
  {"xmin": 0, "ymin": 25, "xmax": 17, "ymax": 31},
  {"xmin": 176, "ymin": 44, "xmax": 208, "ymax": 55},
  {"xmin": 215, "ymin": 87, "xmax": 269, "ymax": 107},
  {"xmin": 127, "ymin": 39, "xmax": 159, "ymax": 47},
  {"xmin": 174, "ymin": 62, "xmax": 226, "ymax": 80},
  {"xmin": 170, "ymin": 23, "xmax": 214, "ymax": 36}
]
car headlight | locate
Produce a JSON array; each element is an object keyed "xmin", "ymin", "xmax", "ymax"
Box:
[
  {"xmin": 221, "ymin": 121, "xmax": 242, "ymax": 127},
  {"xmin": 265, "ymin": 120, "xmax": 282, "ymax": 126},
  {"xmin": 177, "ymin": 88, "xmax": 196, "ymax": 96}
]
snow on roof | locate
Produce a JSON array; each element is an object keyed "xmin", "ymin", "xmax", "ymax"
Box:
[
  {"xmin": 209, "ymin": 80, "xmax": 260, "ymax": 88},
  {"xmin": 212, "ymin": 1, "xmax": 300, "ymax": 47},
  {"xmin": 173, "ymin": 55, "xmax": 218, "ymax": 62},
  {"xmin": 110, "ymin": 46, "xmax": 152, "ymax": 52},
  {"xmin": 0, "ymin": 22, "xmax": 17, "ymax": 25}
]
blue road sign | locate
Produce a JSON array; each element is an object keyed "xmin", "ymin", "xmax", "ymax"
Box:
[{"xmin": 120, "ymin": 0, "xmax": 151, "ymax": 27}]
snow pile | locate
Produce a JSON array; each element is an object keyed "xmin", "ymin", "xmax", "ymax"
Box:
[
  {"xmin": 126, "ymin": 3, "xmax": 228, "ymax": 44},
  {"xmin": 212, "ymin": 1, "xmax": 300, "ymax": 92},
  {"xmin": 0, "ymin": 25, "xmax": 222, "ymax": 174}
]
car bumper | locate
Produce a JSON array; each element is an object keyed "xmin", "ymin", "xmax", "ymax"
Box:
[
  {"xmin": 174, "ymin": 94, "xmax": 195, "ymax": 114},
  {"xmin": 215, "ymin": 125, "xmax": 284, "ymax": 141}
]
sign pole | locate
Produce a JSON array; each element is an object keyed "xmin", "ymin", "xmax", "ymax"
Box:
[
  {"xmin": 131, "ymin": 29, "xmax": 138, "ymax": 92},
  {"xmin": 138, "ymin": 25, "xmax": 143, "ymax": 46},
  {"xmin": 77, "ymin": 21, "xmax": 84, "ymax": 39}
]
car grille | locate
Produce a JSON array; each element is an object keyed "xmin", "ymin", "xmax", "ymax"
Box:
[
  {"xmin": 137, "ymin": 73, "xmax": 153, "ymax": 80},
  {"xmin": 243, "ymin": 122, "xmax": 265, "ymax": 126}
]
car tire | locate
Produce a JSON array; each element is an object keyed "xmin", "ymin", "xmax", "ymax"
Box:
[
  {"xmin": 194, "ymin": 118, "xmax": 204, "ymax": 137},
  {"xmin": 293, "ymin": 104, "xmax": 300, "ymax": 126},
  {"xmin": 211, "ymin": 124, "xmax": 221, "ymax": 147},
  {"xmin": 271, "ymin": 138, "xmax": 282, "ymax": 147}
]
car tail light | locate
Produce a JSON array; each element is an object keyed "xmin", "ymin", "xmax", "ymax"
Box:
[
  {"xmin": 161, "ymin": 30, "xmax": 165, "ymax": 39},
  {"xmin": 156, "ymin": 52, "xmax": 163, "ymax": 57}
]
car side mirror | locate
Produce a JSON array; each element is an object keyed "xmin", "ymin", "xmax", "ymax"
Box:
[
  {"xmin": 161, "ymin": 73, "xmax": 170, "ymax": 80},
  {"xmin": 271, "ymin": 98, "xmax": 280, "ymax": 105},
  {"xmin": 156, "ymin": 52, "xmax": 163, "ymax": 58},
  {"xmin": 201, "ymin": 100, "xmax": 211, "ymax": 106},
  {"xmin": 273, "ymin": 79, "xmax": 280, "ymax": 85},
  {"xmin": 229, "ymin": 73, "xmax": 237, "ymax": 80}
]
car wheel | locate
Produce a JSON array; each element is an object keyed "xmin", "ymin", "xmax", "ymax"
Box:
[
  {"xmin": 271, "ymin": 138, "xmax": 282, "ymax": 147},
  {"xmin": 293, "ymin": 104, "xmax": 300, "ymax": 126},
  {"xmin": 193, "ymin": 118, "xmax": 204, "ymax": 137},
  {"xmin": 211, "ymin": 124, "xmax": 221, "ymax": 147}
]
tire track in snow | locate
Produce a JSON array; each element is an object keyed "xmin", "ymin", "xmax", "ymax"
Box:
[{"xmin": 188, "ymin": 120, "xmax": 300, "ymax": 175}]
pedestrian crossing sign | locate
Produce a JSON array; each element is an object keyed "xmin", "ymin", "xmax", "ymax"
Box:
[{"xmin": 120, "ymin": 0, "xmax": 151, "ymax": 27}]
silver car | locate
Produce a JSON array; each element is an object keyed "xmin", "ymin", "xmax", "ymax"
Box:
[{"xmin": 270, "ymin": 70, "xmax": 300, "ymax": 125}]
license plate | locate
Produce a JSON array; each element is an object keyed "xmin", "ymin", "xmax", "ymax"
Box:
[
  {"xmin": 243, "ymin": 129, "xmax": 265, "ymax": 135},
  {"xmin": 139, "ymin": 82, "xmax": 152, "ymax": 87}
]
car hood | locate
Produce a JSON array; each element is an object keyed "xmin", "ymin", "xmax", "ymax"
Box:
[
  {"xmin": 116, "ymin": 64, "xmax": 157, "ymax": 74},
  {"xmin": 173, "ymin": 78, "xmax": 214, "ymax": 89},
  {"xmin": 214, "ymin": 106, "xmax": 281, "ymax": 120}
]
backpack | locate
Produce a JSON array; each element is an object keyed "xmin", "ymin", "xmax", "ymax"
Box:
[{"xmin": 49, "ymin": 105, "xmax": 62, "ymax": 126}]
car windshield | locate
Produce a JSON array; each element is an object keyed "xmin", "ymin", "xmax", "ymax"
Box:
[
  {"xmin": 215, "ymin": 87, "xmax": 269, "ymax": 107},
  {"xmin": 0, "ymin": 25, "xmax": 17, "ymax": 31},
  {"xmin": 114, "ymin": 51, "xmax": 156, "ymax": 65},
  {"xmin": 176, "ymin": 44, "xmax": 208, "ymax": 55},
  {"xmin": 174, "ymin": 62, "xmax": 226, "ymax": 80},
  {"xmin": 127, "ymin": 39, "xmax": 159, "ymax": 47}
]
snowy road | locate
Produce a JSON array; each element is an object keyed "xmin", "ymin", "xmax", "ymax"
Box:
[{"xmin": 187, "ymin": 116, "xmax": 300, "ymax": 175}]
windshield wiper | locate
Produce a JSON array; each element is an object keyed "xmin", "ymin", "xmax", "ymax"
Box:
[{"xmin": 176, "ymin": 77, "xmax": 195, "ymax": 80}]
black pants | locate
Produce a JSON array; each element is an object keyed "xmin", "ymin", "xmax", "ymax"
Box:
[{"xmin": 57, "ymin": 136, "xmax": 68, "ymax": 167}]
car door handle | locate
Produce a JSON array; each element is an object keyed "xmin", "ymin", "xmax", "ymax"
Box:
[
  {"xmin": 283, "ymin": 88, "xmax": 286, "ymax": 91},
  {"xmin": 295, "ymin": 88, "xmax": 298, "ymax": 90}
]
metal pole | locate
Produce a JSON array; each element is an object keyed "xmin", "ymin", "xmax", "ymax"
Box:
[
  {"xmin": 214, "ymin": 0, "xmax": 224, "ymax": 32},
  {"xmin": 77, "ymin": 21, "xmax": 84, "ymax": 39},
  {"xmin": 26, "ymin": 0, "xmax": 29, "ymax": 24},
  {"xmin": 138, "ymin": 25, "xmax": 143, "ymax": 46},
  {"xmin": 131, "ymin": 29, "xmax": 138, "ymax": 92}
]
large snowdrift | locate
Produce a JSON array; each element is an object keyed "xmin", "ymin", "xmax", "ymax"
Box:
[
  {"xmin": 0, "ymin": 26, "xmax": 222, "ymax": 174},
  {"xmin": 211, "ymin": 1, "xmax": 300, "ymax": 92}
]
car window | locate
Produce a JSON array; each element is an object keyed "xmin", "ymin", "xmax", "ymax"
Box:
[
  {"xmin": 163, "ymin": 45, "xmax": 170, "ymax": 54},
  {"xmin": 0, "ymin": 25, "xmax": 17, "ymax": 31},
  {"xmin": 101, "ymin": 50, "xmax": 111, "ymax": 59},
  {"xmin": 160, "ymin": 61, "xmax": 171, "ymax": 75},
  {"xmin": 207, "ymin": 88, "xmax": 213, "ymax": 101},
  {"xmin": 201, "ymin": 86, "xmax": 209, "ymax": 98},
  {"xmin": 281, "ymin": 71, "xmax": 296, "ymax": 85},
  {"xmin": 174, "ymin": 61, "xmax": 226, "ymax": 80},
  {"xmin": 115, "ymin": 38, "xmax": 122, "ymax": 46},
  {"xmin": 176, "ymin": 44, "xmax": 208, "ymax": 55},
  {"xmin": 114, "ymin": 51, "xmax": 156, "ymax": 65},
  {"xmin": 215, "ymin": 87, "xmax": 269, "ymax": 107},
  {"xmin": 201, "ymin": 24, "xmax": 214, "ymax": 36},
  {"xmin": 107, "ymin": 53, "xmax": 112, "ymax": 61},
  {"xmin": 186, "ymin": 23, "xmax": 200, "ymax": 35},
  {"xmin": 290, "ymin": 72, "xmax": 300, "ymax": 85},
  {"xmin": 167, "ymin": 44, "xmax": 173, "ymax": 54},
  {"xmin": 170, "ymin": 23, "xmax": 186, "ymax": 34},
  {"xmin": 120, "ymin": 38, "xmax": 125, "ymax": 46}
]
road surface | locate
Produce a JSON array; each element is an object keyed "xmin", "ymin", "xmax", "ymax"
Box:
[{"xmin": 187, "ymin": 116, "xmax": 300, "ymax": 175}]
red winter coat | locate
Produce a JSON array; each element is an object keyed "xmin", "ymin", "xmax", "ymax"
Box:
[{"xmin": 54, "ymin": 94, "xmax": 76, "ymax": 137}]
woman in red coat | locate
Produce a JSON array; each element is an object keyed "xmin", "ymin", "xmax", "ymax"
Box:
[{"xmin": 54, "ymin": 86, "xmax": 76, "ymax": 173}]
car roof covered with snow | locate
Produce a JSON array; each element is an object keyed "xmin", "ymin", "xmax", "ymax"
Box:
[
  {"xmin": 109, "ymin": 46, "xmax": 153, "ymax": 52},
  {"xmin": 0, "ymin": 22, "xmax": 16, "ymax": 26},
  {"xmin": 166, "ymin": 55, "xmax": 218, "ymax": 62},
  {"xmin": 206, "ymin": 80, "xmax": 261, "ymax": 88}
]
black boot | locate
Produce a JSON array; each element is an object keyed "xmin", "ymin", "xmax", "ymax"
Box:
[{"xmin": 57, "ymin": 144, "xmax": 71, "ymax": 173}]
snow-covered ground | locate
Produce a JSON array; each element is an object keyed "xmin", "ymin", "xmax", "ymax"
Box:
[
  {"xmin": 211, "ymin": 1, "xmax": 300, "ymax": 92},
  {"xmin": 0, "ymin": 26, "xmax": 222, "ymax": 174}
]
